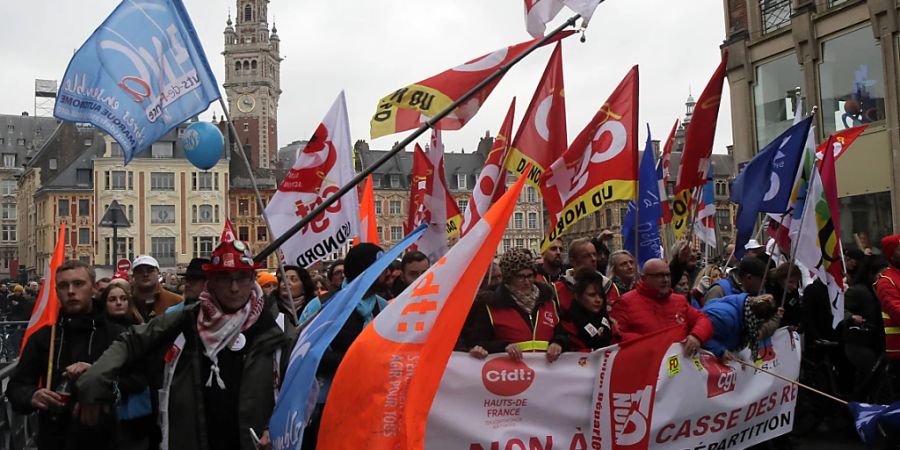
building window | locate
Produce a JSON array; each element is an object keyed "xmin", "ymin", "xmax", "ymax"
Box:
[
  {"xmin": 390, "ymin": 174, "xmax": 401, "ymax": 188},
  {"xmin": 49, "ymin": 158, "xmax": 57, "ymax": 170},
  {"xmin": 194, "ymin": 172, "xmax": 214, "ymax": 191},
  {"xmin": 127, "ymin": 205, "xmax": 134, "ymax": 223},
  {"xmin": 0, "ymin": 180, "xmax": 15, "ymax": 196},
  {"xmin": 457, "ymin": 173, "xmax": 467, "ymax": 190},
  {"xmin": 16, "ymin": 139, "xmax": 25, "ymax": 146},
  {"xmin": 108, "ymin": 171, "xmax": 127, "ymax": 190},
  {"xmin": 58, "ymin": 199, "xmax": 70, "ymax": 216},
  {"xmin": 514, "ymin": 212, "xmax": 523, "ymax": 229},
  {"xmin": 78, "ymin": 228, "xmax": 90, "ymax": 245},
  {"xmin": 110, "ymin": 143, "xmax": 123, "ymax": 157},
  {"xmin": 238, "ymin": 226, "xmax": 249, "ymax": 241},
  {"xmin": 457, "ymin": 199, "xmax": 468, "ymax": 213},
  {"xmin": 2, "ymin": 154, "xmax": 15, "ymax": 168},
  {"xmin": 238, "ymin": 199, "xmax": 250, "ymax": 216},
  {"xmin": 716, "ymin": 208, "xmax": 732, "ymax": 230},
  {"xmin": 528, "ymin": 212, "xmax": 538, "ymax": 230},
  {"xmin": 820, "ymin": 26, "xmax": 885, "ymax": 135},
  {"xmin": 1, "ymin": 225, "xmax": 16, "ymax": 242},
  {"xmin": 78, "ymin": 199, "xmax": 89, "ymax": 216},
  {"xmin": 377, "ymin": 226, "xmax": 384, "ymax": 241},
  {"xmin": 372, "ymin": 176, "xmax": 382, "ymax": 188},
  {"xmin": 526, "ymin": 187, "xmax": 537, "ymax": 203},
  {"xmin": 605, "ymin": 209, "xmax": 613, "ymax": 227},
  {"xmin": 195, "ymin": 204, "xmax": 214, "ymax": 223},
  {"xmin": 620, "ymin": 208, "xmax": 628, "ymax": 225},
  {"xmin": 84, "ymin": 139, "xmax": 93, "ymax": 147},
  {"xmin": 503, "ymin": 239, "xmax": 511, "ymax": 252},
  {"xmin": 152, "ymin": 237, "xmax": 176, "ymax": 266},
  {"xmin": 76, "ymin": 169, "xmax": 92, "ymax": 185},
  {"xmin": 0, "ymin": 203, "xmax": 14, "ymax": 220},
  {"xmin": 375, "ymin": 200, "xmax": 382, "ymax": 215},
  {"xmin": 194, "ymin": 236, "xmax": 215, "ymax": 258},
  {"xmin": 151, "ymin": 172, "xmax": 175, "ymax": 191},
  {"xmin": 390, "ymin": 226, "xmax": 403, "ymax": 241},
  {"xmin": 244, "ymin": 3, "xmax": 252, "ymax": 21},
  {"xmin": 760, "ymin": 0, "xmax": 791, "ymax": 34},
  {"xmin": 257, "ymin": 226, "xmax": 267, "ymax": 241},
  {"xmin": 389, "ymin": 200, "xmax": 401, "ymax": 215},
  {"xmin": 515, "ymin": 238, "xmax": 524, "ymax": 248},
  {"xmin": 106, "ymin": 237, "xmax": 134, "ymax": 263},
  {"xmin": 150, "ymin": 205, "xmax": 175, "ymax": 224},
  {"xmin": 151, "ymin": 142, "xmax": 173, "ymax": 158},
  {"xmin": 754, "ymin": 52, "xmax": 804, "ymax": 150}
]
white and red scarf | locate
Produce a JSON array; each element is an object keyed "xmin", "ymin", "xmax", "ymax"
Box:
[{"xmin": 197, "ymin": 283, "xmax": 265, "ymax": 389}]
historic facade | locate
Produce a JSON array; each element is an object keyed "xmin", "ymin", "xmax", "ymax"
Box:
[{"xmin": 722, "ymin": 0, "xmax": 898, "ymax": 249}]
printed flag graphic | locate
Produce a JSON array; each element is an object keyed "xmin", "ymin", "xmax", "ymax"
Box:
[
  {"xmin": 622, "ymin": 127, "xmax": 662, "ymax": 269},
  {"xmin": 220, "ymin": 219, "xmax": 236, "ymax": 243},
  {"xmin": 461, "ymin": 98, "xmax": 515, "ymax": 236}
]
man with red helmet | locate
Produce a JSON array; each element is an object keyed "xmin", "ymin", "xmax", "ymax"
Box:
[{"xmin": 76, "ymin": 240, "xmax": 295, "ymax": 450}]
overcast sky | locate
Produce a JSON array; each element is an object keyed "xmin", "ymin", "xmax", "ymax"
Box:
[{"xmin": 0, "ymin": 0, "xmax": 732, "ymax": 155}]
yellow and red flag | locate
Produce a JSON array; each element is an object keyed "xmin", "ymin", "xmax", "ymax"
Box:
[
  {"xmin": 671, "ymin": 51, "xmax": 728, "ymax": 239},
  {"xmin": 353, "ymin": 175, "xmax": 380, "ymax": 246},
  {"xmin": 817, "ymin": 135, "xmax": 845, "ymax": 328},
  {"xmin": 21, "ymin": 223, "xmax": 66, "ymax": 353},
  {"xmin": 370, "ymin": 32, "xmax": 574, "ymax": 139},
  {"xmin": 317, "ymin": 167, "xmax": 529, "ymax": 450},
  {"xmin": 539, "ymin": 66, "xmax": 639, "ymax": 251},
  {"xmin": 504, "ymin": 41, "xmax": 567, "ymax": 189},
  {"xmin": 461, "ymin": 98, "xmax": 515, "ymax": 236}
]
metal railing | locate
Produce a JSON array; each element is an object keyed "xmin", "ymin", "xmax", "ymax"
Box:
[{"xmin": 0, "ymin": 321, "xmax": 36, "ymax": 450}]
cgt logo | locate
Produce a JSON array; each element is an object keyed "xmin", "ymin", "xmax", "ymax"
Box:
[
  {"xmin": 482, "ymin": 357, "xmax": 535, "ymax": 397},
  {"xmin": 698, "ymin": 353, "xmax": 736, "ymax": 398}
]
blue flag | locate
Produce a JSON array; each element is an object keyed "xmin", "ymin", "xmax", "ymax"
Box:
[
  {"xmin": 268, "ymin": 224, "xmax": 427, "ymax": 450},
  {"xmin": 54, "ymin": 0, "xmax": 221, "ymax": 164},
  {"xmin": 849, "ymin": 401, "xmax": 900, "ymax": 447},
  {"xmin": 730, "ymin": 117, "xmax": 811, "ymax": 258},
  {"xmin": 758, "ymin": 116, "xmax": 813, "ymax": 213},
  {"xmin": 622, "ymin": 126, "xmax": 662, "ymax": 269}
]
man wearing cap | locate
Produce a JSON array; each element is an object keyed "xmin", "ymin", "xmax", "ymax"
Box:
[
  {"xmin": 704, "ymin": 256, "xmax": 767, "ymax": 302},
  {"xmin": 876, "ymin": 234, "xmax": 900, "ymax": 361},
  {"xmin": 131, "ymin": 255, "xmax": 183, "ymax": 321},
  {"xmin": 77, "ymin": 239, "xmax": 294, "ymax": 450}
]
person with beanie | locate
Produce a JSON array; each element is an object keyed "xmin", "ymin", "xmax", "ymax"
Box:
[
  {"xmin": 461, "ymin": 248, "xmax": 566, "ymax": 363},
  {"xmin": 76, "ymin": 240, "xmax": 295, "ymax": 450}
]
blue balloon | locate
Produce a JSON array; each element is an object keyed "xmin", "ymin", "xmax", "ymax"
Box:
[{"xmin": 181, "ymin": 122, "xmax": 223, "ymax": 170}]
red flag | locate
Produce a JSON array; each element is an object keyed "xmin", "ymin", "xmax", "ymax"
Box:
[
  {"xmin": 354, "ymin": 175, "xmax": 380, "ymax": 246},
  {"xmin": 815, "ymin": 124, "xmax": 867, "ymax": 166},
  {"xmin": 672, "ymin": 51, "xmax": 728, "ymax": 238},
  {"xmin": 407, "ymin": 144, "xmax": 429, "ymax": 235},
  {"xmin": 505, "ymin": 41, "xmax": 567, "ymax": 188},
  {"xmin": 820, "ymin": 135, "xmax": 844, "ymax": 292},
  {"xmin": 540, "ymin": 66, "xmax": 639, "ymax": 251},
  {"xmin": 21, "ymin": 224, "xmax": 66, "ymax": 353},
  {"xmin": 461, "ymin": 98, "xmax": 515, "ymax": 236},
  {"xmin": 371, "ymin": 32, "xmax": 574, "ymax": 139},
  {"xmin": 658, "ymin": 119, "xmax": 679, "ymax": 225},
  {"xmin": 220, "ymin": 218, "xmax": 236, "ymax": 242},
  {"xmin": 317, "ymin": 169, "xmax": 530, "ymax": 450}
]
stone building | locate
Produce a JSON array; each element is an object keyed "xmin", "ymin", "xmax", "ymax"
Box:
[{"xmin": 722, "ymin": 0, "xmax": 898, "ymax": 249}]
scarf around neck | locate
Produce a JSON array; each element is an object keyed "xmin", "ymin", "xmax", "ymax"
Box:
[
  {"xmin": 507, "ymin": 283, "xmax": 540, "ymax": 314},
  {"xmin": 197, "ymin": 283, "xmax": 265, "ymax": 389}
]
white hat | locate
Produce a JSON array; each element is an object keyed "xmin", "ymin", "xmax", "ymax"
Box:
[
  {"xmin": 132, "ymin": 255, "xmax": 160, "ymax": 270},
  {"xmin": 744, "ymin": 239, "xmax": 764, "ymax": 250}
]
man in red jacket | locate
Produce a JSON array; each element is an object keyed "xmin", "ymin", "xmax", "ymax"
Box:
[
  {"xmin": 875, "ymin": 234, "xmax": 900, "ymax": 360},
  {"xmin": 610, "ymin": 258, "xmax": 713, "ymax": 355}
]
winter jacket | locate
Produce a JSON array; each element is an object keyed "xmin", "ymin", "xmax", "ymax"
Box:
[
  {"xmin": 610, "ymin": 281, "xmax": 713, "ymax": 344},
  {"xmin": 134, "ymin": 286, "xmax": 183, "ymax": 322},
  {"xmin": 559, "ymin": 300, "xmax": 613, "ymax": 351},
  {"xmin": 6, "ymin": 310, "xmax": 123, "ymax": 450},
  {"xmin": 76, "ymin": 304, "xmax": 295, "ymax": 450},
  {"xmin": 844, "ymin": 282, "xmax": 884, "ymax": 351},
  {"xmin": 465, "ymin": 282, "xmax": 566, "ymax": 354},
  {"xmin": 553, "ymin": 269, "xmax": 620, "ymax": 310},
  {"xmin": 701, "ymin": 294, "xmax": 749, "ymax": 357},
  {"xmin": 875, "ymin": 266, "xmax": 900, "ymax": 359}
]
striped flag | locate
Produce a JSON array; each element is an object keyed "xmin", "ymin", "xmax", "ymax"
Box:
[{"xmin": 21, "ymin": 224, "xmax": 66, "ymax": 353}]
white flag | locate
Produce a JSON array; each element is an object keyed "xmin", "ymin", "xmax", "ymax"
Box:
[
  {"xmin": 417, "ymin": 129, "xmax": 452, "ymax": 263},
  {"xmin": 524, "ymin": 0, "xmax": 604, "ymax": 38},
  {"xmin": 266, "ymin": 92, "xmax": 359, "ymax": 267}
]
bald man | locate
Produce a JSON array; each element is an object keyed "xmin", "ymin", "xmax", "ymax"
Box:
[{"xmin": 610, "ymin": 259, "xmax": 713, "ymax": 355}]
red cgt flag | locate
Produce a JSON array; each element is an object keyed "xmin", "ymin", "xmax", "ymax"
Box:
[
  {"xmin": 370, "ymin": 32, "xmax": 574, "ymax": 139},
  {"xmin": 505, "ymin": 41, "xmax": 568, "ymax": 190},
  {"xmin": 815, "ymin": 124, "xmax": 867, "ymax": 166},
  {"xmin": 21, "ymin": 223, "xmax": 66, "ymax": 353}
]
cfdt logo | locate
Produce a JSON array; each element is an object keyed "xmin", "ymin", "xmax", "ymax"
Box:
[
  {"xmin": 481, "ymin": 357, "xmax": 535, "ymax": 397},
  {"xmin": 698, "ymin": 353, "xmax": 736, "ymax": 398}
]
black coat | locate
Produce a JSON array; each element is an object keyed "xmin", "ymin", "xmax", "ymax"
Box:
[{"xmin": 6, "ymin": 310, "xmax": 123, "ymax": 450}]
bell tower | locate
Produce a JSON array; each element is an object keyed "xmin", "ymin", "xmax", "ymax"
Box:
[{"xmin": 222, "ymin": 0, "xmax": 281, "ymax": 169}]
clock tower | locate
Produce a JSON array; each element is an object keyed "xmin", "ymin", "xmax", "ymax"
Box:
[{"xmin": 222, "ymin": 0, "xmax": 281, "ymax": 169}]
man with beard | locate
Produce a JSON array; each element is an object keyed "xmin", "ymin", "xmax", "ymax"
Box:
[
  {"xmin": 554, "ymin": 238, "xmax": 619, "ymax": 312},
  {"xmin": 7, "ymin": 261, "xmax": 123, "ymax": 450},
  {"xmin": 76, "ymin": 240, "xmax": 294, "ymax": 450},
  {"xmin": 536, "ymin": 239, "xmax": 565, "ymax": 284},
  {"xmin": 391, "ymin": 251, "xmax": 429, "ymax": 297}
]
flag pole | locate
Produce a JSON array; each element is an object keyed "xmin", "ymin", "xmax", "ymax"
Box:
[
  {"xmin": 45, "ymin": 322, "xmax": 56, "ymax": 388},
  {"xmin": 732, "ymin": 358, "xmax": 848, "ymax": 406},
  {"xmin": 218, "ymin": 99, "xmax": 298, "ymax": 325},
  {"xmin": 254, "ymin": 14, "xmax": 585, "ymax": 263},
  {"xmin": 758, "ymin": 212, "xmax": 788, "ymax": 291}
]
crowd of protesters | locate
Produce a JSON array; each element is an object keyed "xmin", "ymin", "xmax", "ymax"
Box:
[{"xmin": 5, "ymin": 228, "xmax": 900, "ymax": 449}]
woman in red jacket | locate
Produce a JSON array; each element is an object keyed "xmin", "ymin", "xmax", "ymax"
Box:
[{"xmin": 462, "ymin": 248, "xmax": 566, "ymax": 362}]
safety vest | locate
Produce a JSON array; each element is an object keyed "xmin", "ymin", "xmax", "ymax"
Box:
[
  {"xmin": 877, "ymin": 270, "xmax": 900, "ymax": 360},
  {"xmin": 486, "ymin": 300, "xmax": 559, "ymax": 352}
]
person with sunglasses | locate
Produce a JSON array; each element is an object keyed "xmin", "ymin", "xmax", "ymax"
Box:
[{"xmin": 76, "ymin": 239, "xmax": 295, "ymax": 450}]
